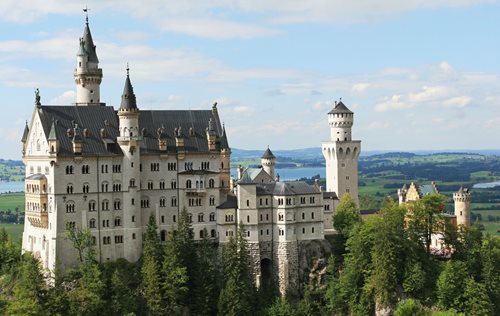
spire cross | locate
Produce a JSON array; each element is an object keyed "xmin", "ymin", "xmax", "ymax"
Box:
[{"xmin": 126, "ymin": 63, "xmax": 130, "ymax": 76}]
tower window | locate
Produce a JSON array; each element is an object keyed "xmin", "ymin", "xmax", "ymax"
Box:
[{"xmin": 79, "ymin": 62, "xmax": 81, "ymax": 67}]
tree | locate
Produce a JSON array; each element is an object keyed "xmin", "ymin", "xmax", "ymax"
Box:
[
  {"xmin": 436, "ymin": 260, "xmax": 468, "ymax": 310},
  {"xmin": 162, "ymin": 234, "xmax": 189, "ymax": 315},
  {"xmin": 406, "ymin": 194, "xmax": 448, "ymax": 253},
  {"xmin": 332, "ymin": 193, "xmax": 361, "ymax": 237},
  {"xmin": 66, "ymin": 225, "xmax": 94, "ymax": 264},
  {"xmin": 368, "ymin": 202, "xmax": 407, "ymax": 309},
  {"xmin": 456, "ymin": 277, "xmax": 494, "ymax": 316},
  {"xmin": 267, "ymin": 297, "xmax": 296, "ymax": 316},
  {"xmin": 193, "ymin": 228, "xmax": 220, "ymax": 316},
  {"xmin": 7, "ymin": 253, "xmax": 47, "ymax": 316},
  {"xmin": 45, "ymin": 260, "xmax": 69, "ymax": 316},
  {"xmin": 141, "ymin": 214, "xmax": 164, "ymax": 315},
  {"xmin": 218, "ymin": 223, "xmax": 254, "ymax": 316},
  {"xmin": 173, "ymin": 207, "xmax": 198, "ymax": 310},
  {"xmin": 394, "ymin": 299, "xmax": 428, "ymax": 316},
  {"xmin": 110, "ymin": 259, "xmax": 138, "ymax": 315},
  {"xmin": 480, "ymin": 234, "xmax": 500, "ymax": 315}
]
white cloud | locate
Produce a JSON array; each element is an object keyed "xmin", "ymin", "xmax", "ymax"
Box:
[
  {"xmin": 233, "ymin": 106, "xmax": 254, "ymax": 113},
  {"xmin": 312, "ymin": 101, "xmax": 331, "ymax": 111},
  {"xmin": 409, "ymin": 86, "xmax": 449, "ymax": 103},
  {"xmin": 167, "ymin": 95, "xmax": 182, "ymax": 102},
  {"xmin": 375, "ymin": 95, "xmax": 412, "ymax": 112},
  {"xmin": 443, "ymin": 96, "xmax": 471, "ymax": 108},
  {"xmin": 351, "ymin": 83, "xmax": 370, "ymax": 93},
  {"xmin": 50, "ymin": 90, "xmax": 75, "ymax": 104}
]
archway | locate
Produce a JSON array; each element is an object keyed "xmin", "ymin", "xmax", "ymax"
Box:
[{"xmin": 260, "ymin": 258, "xmax": 273, "ymax": 291}]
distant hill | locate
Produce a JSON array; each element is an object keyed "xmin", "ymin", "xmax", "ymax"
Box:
[{"xmin": 231, "ymin": 148, "xmax": 500, "ymax": 161}]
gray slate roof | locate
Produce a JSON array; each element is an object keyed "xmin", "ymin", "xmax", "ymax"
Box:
[
  {"xmin": 328, "ymin": 101, "xmax": 353, "ymax": 114},
  {"xmin": 26, "ymin": 173, "xmax": 46, "ymax": 180},
  {"xmin": 21, "ymin": 122, "xmax": 29, "ymax": 143},
  {"xmin": 35, "ymin": 105, "xmax": 226, "ymax": 157},
  {"xmin": 120, "ymin": 73, "xmax": 138, "ymax": 111},
  {"xmin": 217, "ymin": 194, "xmax": 237, "ymax": 209},
  {"xmin": 82, "ymin": 22, "xmax": 99, "ymax": 63},
  {"xmin": 323, "ymin": 191, "xmax": 338, "ymax": 200},
  {"xmin": 255, "ymin": 181, "xmax": 320, "ymax": 196},
  {"xmin": 262, "ymin": 147, "xmax": 276, "ymax": 159}
]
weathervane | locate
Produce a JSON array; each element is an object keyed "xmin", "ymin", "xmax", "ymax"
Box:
[
  {"xmin": 126, "ymin": 62, "xmax": 130, "ymax": 76},
  {"xmin": 83, "ymin": 6, "xmax": 90, "ymax": 23}
]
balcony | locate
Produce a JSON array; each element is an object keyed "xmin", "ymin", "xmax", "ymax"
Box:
[{"xmin": 26, "ymin": 211, "xmax": 48, "ymax": 229}]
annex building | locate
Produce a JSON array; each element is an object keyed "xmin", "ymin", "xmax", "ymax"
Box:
[{"xmin": 21, "ymin": 17, "xmax": 361, "ymax": 293}]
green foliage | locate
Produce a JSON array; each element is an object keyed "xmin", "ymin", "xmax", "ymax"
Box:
[
  {"xmin": 7, "ymin": 253, "xmax": 47, "ymax": 316},
  {"xmin": 481, "ymin": 234, "xmax": 500, "ymax": 315},
  {"xmin": 65, "ymin": 225, "xmax": 95, "ymax": 264},
  {"xmin": 218, "ymin": 223, "xmax": 254, "ymax": 316},
  {"xmin": 436, "ymin": 260, "xmax": 468, "ymax": 310},
  {"xmin": 333, "ymin": 193, "xmax": 361, "ymax": 237},
  {"xmin": 109, "ymin": 259, "xmax": 139, "ymax": 315},
  {"xmin": 141, "ymin": 215, "xmax": 164, "ymax": 315},
  {"xmin": 193, "ymin": 228, "xmax": 220, "ymax": 316},
  {"xmin": 267, "ymin": 297, "xmax": 296, "ymax": 316},
  {"xmin": 456, "ymin": 277, "xmax": 494, "ymax": 316},
  {"xmin": 162, "ymin": 234, "xmax": 189, "ymax": 315},
  {"xmin": 394, "ymin": 299, "xmax": 428, "ymax": 316}
]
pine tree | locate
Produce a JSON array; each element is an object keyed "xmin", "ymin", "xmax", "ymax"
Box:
[
  {"xmin": 481, "ymin": 234, "xmax": 500, "ymax": 315},
  {"xmin": 45, "ymin": 260, "xmax": 69, "ymax": 316},
  {"xmin": 193, "ymin": 228, "xmax": 220, "ymax": 316},
  {"xmin": 141, "ymin": 214, "xmax": 164, "ymax": 315},
  {"xmin": 110, "ymin": 260, "xmax": 138, "ymax": 315},
  {"xmin": 436, "ymin": 260, "xmax": 468, "ymax": 310},
  {"xmin": 162, "ymin": 234, "xmax": 189, "ymax": 315},
  {"xmin": 218, "ymin": 223, "xmax": 254, "ymax": 316},
  {"xmin": 457, "ymin": 277, "xmax": 494, "ymax": 316},
  {"xmin": 7, "ymin": 253, "xmax": 47, "ymax": 316},
  {"xmin": 173, "ymin": 206, "xmax": 198, "ymax": 310}
]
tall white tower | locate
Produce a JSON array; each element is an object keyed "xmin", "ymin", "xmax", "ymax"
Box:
[
  {"xmin": 116, "ymin": 67, "xmax": 142, "ymax": 262},
  {"xmin": 261, "ymin": 147, "xmax": 276, "ymax": 179},
  {"xmin": 322, "ymin": 100, "xmax": 361, "ymax": 204},
  {"xmin": 74, "ymin": 16, "xmax": 103, "ymax": 105},
  {"xmin": 453, "ymin": 186, "xmax": 471, "ymax": 228}
]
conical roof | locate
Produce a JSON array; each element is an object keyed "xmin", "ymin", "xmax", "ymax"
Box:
[
  {"xmin": 120, "ymin": 69, "xmax": 138, "ymax": 111},
  {"xmin": 328, "ymin": 101, "xmax": 353, "ymax": 114},
  {"xmin": 48, "ymin": 120, "xmax": 58, "ymax": 141},
  {"xmin": 82, "ymin": 20, "xmax": 99, "ymax": 63},
  {"xmin": 21, "ymin": 122, "xmax": 29, "ymax": 143},
  {"xmin": 262, "ymin": 147, "xmax": 276, "ymax": 159},
  {"xmin": 219, "ymin": 125, "xmax": 229, "ymax": 149}
]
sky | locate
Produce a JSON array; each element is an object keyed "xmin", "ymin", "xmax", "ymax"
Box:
[{"xmin": 1, "ymin": 0, "xmax": 500, "ymax": 159}]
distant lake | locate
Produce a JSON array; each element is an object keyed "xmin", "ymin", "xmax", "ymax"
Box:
[
  {"xmin": 473, "ymin": 181, "xmax": 500, "ymax": 189},
  {"xmin": 0, "ymin": 181, "xmax": 24, "ymax": 194},
  {"xmin": 231, "ymin": 166, "xmax": 325, "ymax": 181}
]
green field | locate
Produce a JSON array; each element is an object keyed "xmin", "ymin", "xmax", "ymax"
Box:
[
  {"xmin": 0, "ymin": 193, "xmax": 24, "ymax": 212},
  {"xmin": 0, "ymin": 223, "xmax": 24, "ymax": 243}
]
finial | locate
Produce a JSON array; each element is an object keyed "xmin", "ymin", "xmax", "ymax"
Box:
[
  {"xmin": 212, "ymin": 102, "xmax": 217, "ymax": 110},
  {"xmin": 340, "ymin": 97, "xmax": 342, "ymax": 101},
  {"xmin": 83, "ymin": 6, "xmax": 90, "ymax": 24},
  {"xmin": 126, "ymin": 62, "xmax": 130, "ymax": 77}
]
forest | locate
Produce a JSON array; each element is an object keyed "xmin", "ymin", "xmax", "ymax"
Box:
[{"xmin": 0, "ymin": 195, "xmax": 499, "ymax": 316}]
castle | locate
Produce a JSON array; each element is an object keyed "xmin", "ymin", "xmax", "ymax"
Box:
[
  {"xmin": 21, "ymin": 17, "xmax": 361, "ymax": 293},
  {"xmin": 397, "ymin": 181, "xmax": 471, "ymax": 252}
]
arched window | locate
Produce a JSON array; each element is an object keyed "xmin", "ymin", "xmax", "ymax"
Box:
[
  {"xmin": 88, "ymin": 200, "xmax": 96, "ymax": 212},
  {"xmin": 198, "ymin": 213, "xmax": 204, "ymax": 222},
  {"xmin": 200, "ymin": 230, "xmax": 204, "ymax": 239},
  {"xmin": 209, "ymin": 179, "xmax": 215, "ymax": 188},
  {"xmin": 82, "ymin": 183, "xmax": 90, "ymax": 194},
  {"xmin": 209, "ymin": 212, "xmax": 216, "ymax": 221},
  {"xmin": 159, "ymin": 197, "xmax": 166, "ymax": 207},
  {"xmin": 65, "ymin": 201, "xmax": 75, "ymax": 213},
  {"xmin": 161, "ymin": 230, "xmax": 166, "ymax": 242},
  {"xmin": 114, "ymin": 217, "xmax": 121, "ymax": 227},
  {"xmin": 186, "ymin": 179, "xmax": 192, "ymax": 189},
  {"xmin": 101, "ymin": 200, "xmax": 109, "ymax": 211},
  {"xmin": 66, "ymin": 183, "xmax": 74, "ymax": 194},
  {"xmin": 89, "ymin": 218, "xmax": 96, "ymax": 228},
  {"xmin": 129, "ymin": 178, "xmax": 136, "ymax": 187},
  {"xmin": 101, "ymin": 181, "xmax": 109, "ymax": 192},
  {"xmin": 211, "ymin": 229, "xmax": 216, "ymax": 238},
  {"xmin": 114, "ymin": 199, "xmax": 121, "ymax": 210}
]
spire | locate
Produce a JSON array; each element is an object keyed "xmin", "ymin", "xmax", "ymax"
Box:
[
  {"xmin": 262, "ymin": 146, "xmax": 276, "ymax": 159},
  {"xmin": 120, "ymin": 65, "xmax": 138, "ymax": 111},
  {"xmin": 219, "ymin": 124, "xmax": 229, "ymax": 149},
  {"xmin": 21, "ymin": 121, "xmax": 29, "ymax": 143},
  {"xmin": 81, "ymin": 13, "xmax": 99, "ymax": 63},
  {"xmin": 48, "ymin": 120, "xmax": 58, "ymax": 141}
]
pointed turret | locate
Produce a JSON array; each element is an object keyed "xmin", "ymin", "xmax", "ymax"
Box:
[
  {"xmin": 120, "ymin": 67, "xmax": 138, "ymax": 111},
  {"xmin": 219, "ymin": 125, "xmax": 229, "ymax": 150},
  {"xmin": 21, "ymin": 121, "xmax": 29, "ymax": 143},
  {"xmin": 261, "ymin": 147, "xmax": 276, "ymax": 179},
  {"xmin": 74, "ymin": 15, "xmax": 103, "ymax": 106},
  {"xmin": 48, "ymin": 120, "xmax": 60, "ymax": 154}
]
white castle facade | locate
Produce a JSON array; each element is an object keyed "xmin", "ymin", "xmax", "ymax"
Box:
[{"xmin": 21, "ymin": 18, "xmax": 361, "ymax": 293}]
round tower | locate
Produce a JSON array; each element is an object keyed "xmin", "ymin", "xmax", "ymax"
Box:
[
  {"xmin": 116, "ymin": 66, "xmax": 142, "ymax": 262},
  {"xmin": 453, "ymin": 186, "xmax": 471, "ymax": 227},
  {"xmin": 261, "ymin": 147, "xmax": 276, "ymax": 179},
  {"xmin": 328, "ymin": 100, "xmax": 353, "ymax": 142},
  {"xmin": 74, "ymin": 16, "xmax": 103, "ymax": 105}
]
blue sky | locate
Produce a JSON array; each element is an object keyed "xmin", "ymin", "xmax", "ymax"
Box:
[{"xmin": 1, "ymin": 1, "xmax": 500, "ymax": 159}]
